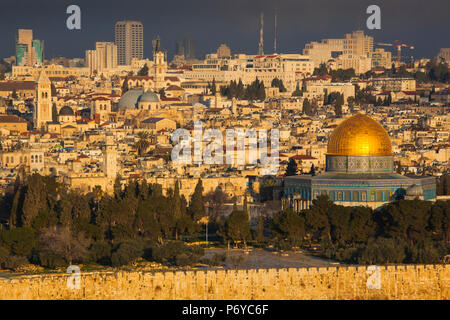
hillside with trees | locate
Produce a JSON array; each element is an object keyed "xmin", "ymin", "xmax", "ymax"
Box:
[{"xmin": 0, "ymin": 174, "xmax": 448, "ymax": 271}]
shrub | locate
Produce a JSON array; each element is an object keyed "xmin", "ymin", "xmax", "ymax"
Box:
[
  {"xmin": 39, "ymin": 252, "xmax": 67, "ymax": 269},
  {"xmin": 151, "ymin": 241, "xmax": 204, "ymax": 266},
  {"xmin": 0, "ymin": 246, "xmax": 9, "ymax": 267},
  {"xmin": 405, "ymin": 241, "xmax": 441, "ymax": 264},
  {"xmin": 201, "ymin": 253, "xmax": 227, "ymax": 266},
  {"xmin": 0, "ymin": 228, "xmax": 36, "ymax": 257},
  {"xmin": 87, "ymin": 241, "xmax": 112, "ymax": 265},
  {"xmin": 110, "ymin": 240, "xmax": 145, "ymax": 267},
  {"xmin": 358, "ymin": 238, "xmax": 406, "ymax": 264},
  {"xmin": 4, "ymin": 255, "xmax": 29, "ymax": 271}
]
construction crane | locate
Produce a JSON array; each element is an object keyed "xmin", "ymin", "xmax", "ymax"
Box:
[{"xmin": 375, "ymin": 40, "xmax": 414, "ymax": 64}]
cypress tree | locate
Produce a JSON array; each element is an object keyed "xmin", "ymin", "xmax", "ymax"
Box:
[{"xmin": 189, "ymin": 179, "xmax": 205, "ymax": 222}]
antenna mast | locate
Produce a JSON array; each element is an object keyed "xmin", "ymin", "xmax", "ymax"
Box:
[
  {"xmin": 274, "ymin": 5, "xmax": 277, "ymax": 53},
  {"xmin": 258, "ymin": 12, "xmax": 264, "ymax": 55}
]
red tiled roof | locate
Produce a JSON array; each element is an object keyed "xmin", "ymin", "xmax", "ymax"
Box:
[
  {"xmin": 290, "ymin": 155, "xmax": 316, "ymax": 160},
  {"xmin": 0, "ymin": 115, "xmax": 27, "ymax": 123}
]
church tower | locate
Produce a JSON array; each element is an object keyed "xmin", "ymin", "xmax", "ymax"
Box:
[
  {"xmin": 152, "ymin": 36, "xmax": 167, "ymax": 90},
  {"xmin": 35, "ymin": 71, "xmax": 52, "ymax": 130}
]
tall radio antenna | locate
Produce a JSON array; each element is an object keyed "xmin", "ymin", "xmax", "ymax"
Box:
[
  {"xmin": 258, "ymin": 12, "xmax": 264, "ymax": 55},
  {"xmin": 274, "ymin": 5, "xmax": 277, "ymax": 53}
]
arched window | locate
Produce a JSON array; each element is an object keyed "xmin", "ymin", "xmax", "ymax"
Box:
[{"xmin": 353, "ymin": 191, "xmax": 359, "ymax": 202}]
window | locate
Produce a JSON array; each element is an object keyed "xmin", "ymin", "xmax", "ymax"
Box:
[
  {"xmin": 345, "ymin": 191, "xmax": 351, "ymax": 201},
  {"xmin": 353, "ymin": 191, "xmax": 359, "ymax": 201},
  {"xmin": 377, "ymin": 192, "xmax": 383, "ymax": 201},
  {"xmin": 329, "ymin": 191, "xmax": 335, "ymax": 201},
  {"xmin": 384, "ymin": 191, "xmax": 390, "ymax": 201}
]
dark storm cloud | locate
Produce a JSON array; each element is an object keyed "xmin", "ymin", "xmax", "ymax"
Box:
[{"xmin": 0, "ymin": 0, "xmax": 448, "ymax": 60}]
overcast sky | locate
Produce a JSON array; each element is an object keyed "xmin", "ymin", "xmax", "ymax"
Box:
[{"xmin": 1, "ymin": 0, "xmax": 449, "ymax": 60}]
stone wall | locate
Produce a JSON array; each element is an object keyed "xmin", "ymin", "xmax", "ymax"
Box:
[{"xmin": 0, "ymin": 264, "xmax": 448, "ymax": 300}]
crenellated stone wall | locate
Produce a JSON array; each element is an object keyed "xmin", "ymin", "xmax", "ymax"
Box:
[{"xmin": 0, "ymin": 264, "xmax": 448, "ymax": 300}]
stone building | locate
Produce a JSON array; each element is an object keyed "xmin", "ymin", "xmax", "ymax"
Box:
[{"xmin": 283, "ymin": 113, "xmax": 436, "ymax": 210}]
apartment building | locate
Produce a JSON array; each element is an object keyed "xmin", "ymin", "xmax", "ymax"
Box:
[{"xmin": 115, "ymin": 21, "xmax": 144, "ymax": 65}]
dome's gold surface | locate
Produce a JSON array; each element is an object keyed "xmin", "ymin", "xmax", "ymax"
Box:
[{"xmin": 327, "ymin": 113, "xmax": 393, "ymax": 156}]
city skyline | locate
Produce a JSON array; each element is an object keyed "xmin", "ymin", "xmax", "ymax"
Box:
[{"xmin": 0, "ymin": 0, "xmax": 449, "ymax": 61}]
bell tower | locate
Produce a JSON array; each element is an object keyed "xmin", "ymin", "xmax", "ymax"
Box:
[
  {"xmin": 35, "ymin": 71, "xmax": 52, "ymax": 130},
  {"xmin": 152, "ymin": 36, "xmax": 167, "ymax": 90}
]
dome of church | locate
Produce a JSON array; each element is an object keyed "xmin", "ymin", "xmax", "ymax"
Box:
[
  {"xmin": 138, "ymin": 91, "xmax": 159, "ymax": 103},
  {"xmin": 59, "ymin": 105, "xmax": 74, "ymax": 116},
  {"xmin": 327, "ymin": 113, "xmax": 392, "ymax": 157},
  {"xmin": 118, "ymin": 89, "xmax": 144, "ymax": 110}
]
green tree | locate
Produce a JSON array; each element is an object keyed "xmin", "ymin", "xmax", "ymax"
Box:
[
  {"xmin": 134, "ymin": 131, "xmax": 150, "ymax": 156},
  {"xmin": 226, "ymin": 210, "xmax": 251, "ymax": 246},
  {"xmin": 313, "ymin": 63, "xmax": 328, "ymax": 76},
  {"xmin": 270, "ymin": 208, "xmax": 305, "ymax": 247},
  {"xmin": 302, "ymin": 98, "xmax": 312, "ymax": 116},
  {"xmin": 271, "ymin": 77, "xmax": 286, "ymax": 92},
  {"xmin": 285, "ymin": 158, "xmax": 298, "ymax": 176},
  {"xmin": 121, "ymin": 76, "xmax": 129, "ymax": 94},
  {"xmin": 188, "ymin": 179, "xmax": 205, "ymax": 222},
  {"xmin": 305, "ymin": 195, "xmax": 333, "ymax": 242},
  {"xmin": 211, "ymin": 78, "xmax": 217, "ymax": 95},
  {"xmin": 21, "ymin": 174, "xmax": 49, "ymax": 228},
  {"xmin": 137, "ymin": 64, "xmax": 149, "ymax": 76}
]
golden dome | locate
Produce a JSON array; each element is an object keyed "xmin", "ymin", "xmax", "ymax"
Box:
[{"xmin": 327, "ymin": 113, "xmax": 392, "ymax": 156}]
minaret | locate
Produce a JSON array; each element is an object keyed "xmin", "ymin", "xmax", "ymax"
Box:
[
  {"xmin": 258, "ymin": 12, "xmax": 264, "ymax": 55},
  {"xmin": 35, "ymin": 71, "xmax": 52, "ymax": 130},
  {"xmin": 103, "ymin": 134, "xmax": 117, "ymax": 180}
]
